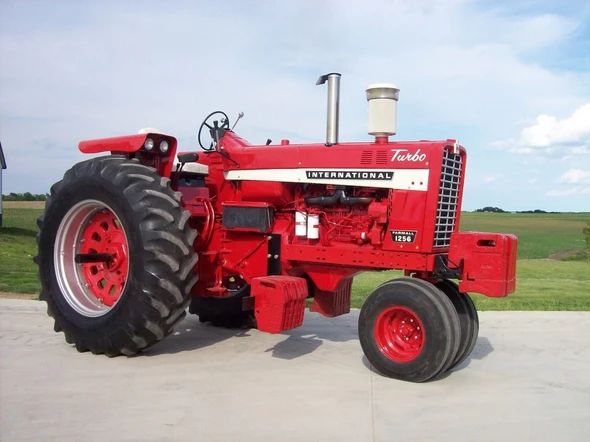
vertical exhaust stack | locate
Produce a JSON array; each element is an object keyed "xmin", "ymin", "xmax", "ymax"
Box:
[{"xmin": 316, "ymin": 73, "xmax": 341, "ymax": 146}]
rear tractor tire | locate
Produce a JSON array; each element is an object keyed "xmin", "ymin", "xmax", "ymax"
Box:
[
  {"xmin": 358, "ymin": 277, "xmax": 461, "ymax": 382},
  {"xmin": 36, "ymin": 156, "xmax": 198, "ymax": 356}
]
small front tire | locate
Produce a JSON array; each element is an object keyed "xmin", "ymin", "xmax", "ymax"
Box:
[
  {"xmin": 436, "ymin": 280, "xmax": 479, "ymax": 370},
  {"xmin": 358, "ymin": 277, "xmax": 460, "ymax": 382}
]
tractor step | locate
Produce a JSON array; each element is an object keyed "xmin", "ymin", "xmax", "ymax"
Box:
[{"xmin": 251, "ymin": 276, "xmax": 308, "ymax": 333}]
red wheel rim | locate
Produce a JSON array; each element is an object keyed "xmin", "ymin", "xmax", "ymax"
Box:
[
  {"xmin": 79, "ymin": 209, "xmax": 129, "ymax": 307},
  {"xmin": 374, "ymin": 306, "xmax": 425, "ymax": 362}
]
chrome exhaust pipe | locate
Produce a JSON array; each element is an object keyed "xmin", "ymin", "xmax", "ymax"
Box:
[{"xmin": 316, "ymin": 72, "xmax": 341, "ymax": 146}]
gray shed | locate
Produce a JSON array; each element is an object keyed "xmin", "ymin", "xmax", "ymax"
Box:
[{"xmin": 0, "ymin": 142, "xmax": 6, "ymax": 227}]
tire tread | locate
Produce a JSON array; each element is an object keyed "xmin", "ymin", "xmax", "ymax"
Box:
[{"xmin": 36, "ymin": 156, "xmax": 198, "ymax": 356}]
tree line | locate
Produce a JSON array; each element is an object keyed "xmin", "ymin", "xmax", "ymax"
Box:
[
  {"xmin": 2, "ymin": 192, "xmax": 48, "ymax": 201},
  {"xmin": 474, "ymin": 206, "xmax": 560, "ymax": 214}
]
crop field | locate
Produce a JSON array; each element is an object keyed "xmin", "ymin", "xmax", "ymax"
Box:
[
  {"xmin": 1, "ymin": 201, "xmax": 589, "ymax": 310},
  {"xmin": 460, "ymin": 212, "xmax": 590, "ymax": 260}
]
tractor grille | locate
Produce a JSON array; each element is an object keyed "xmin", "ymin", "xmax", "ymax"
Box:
[{"xmin": 433, "ymin": 150, "xmax": 463, "ymax": 248}]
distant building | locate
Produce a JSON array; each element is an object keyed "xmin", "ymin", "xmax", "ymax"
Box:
[{"xmin": 0, "ymin": 142, "xmax": 6, "ymax": 227}]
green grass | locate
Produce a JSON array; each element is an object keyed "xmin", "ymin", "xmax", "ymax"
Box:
[
  {"xmin": 351, "ymin": 212, "xmax": 590, "ymax": 309},
  {"xmin": 1, "ymin": 207, "xmax": 589, "ymax": 310},
  {"xmin": 0, "ymin": 208, "xmax": 43, "ymax": 294},
  {"xmin": 460, "ymin": 212, "xmax": 590, "ymax": 259},
  {"xmin": 473, "ymin": 259, "xmax": 590, "ymax": 310},
  {"xmin": 351, "ymin": 259, "xmax": 590, "ymax": 310}
]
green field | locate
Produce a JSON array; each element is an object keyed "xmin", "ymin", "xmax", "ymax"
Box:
[
  {"xmin": 352, "ymin": 212, "xmax": 590, "ymax": 310},
  {"xmin": 0, "ymin": 206, "xmax": 41, "ymax": 294},
  {"xmin": 460, "ymin": 212, "xmax": 590, "ymax": 260},
  {"xmin": 1, "ymin": 204, "xmax": 589, "ymax": 310},
  {"xmin": 352, "ymin": 259, "xmax": 590, "ymax": 311}
]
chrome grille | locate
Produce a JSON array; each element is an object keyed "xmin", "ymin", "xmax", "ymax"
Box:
[{"xmin": 433, "ymin": 150, "xmax": 462, "ymax": 248}]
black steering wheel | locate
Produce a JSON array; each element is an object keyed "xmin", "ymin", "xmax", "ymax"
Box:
[{"xmin": 198, "ymin": 111, "xmax": 230, "ymax": 151}]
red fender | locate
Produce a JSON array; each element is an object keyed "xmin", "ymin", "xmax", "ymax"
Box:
[
  {"xmin": 78, "ymin": 133, "xmax": 178, "ymax": 176},
  {"xmin": 79, "ymin": 134, "xmax": 150, "ymax": 154}
]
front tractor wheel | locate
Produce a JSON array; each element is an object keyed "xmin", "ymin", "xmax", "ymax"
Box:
[
  {"xmin": 436, "ymin": 280, "xmax": 479, "ymax": 370},
  {"xmin": 358, "ymin": 278, "xmax": 460, "ymax": 382},
  {"xmin": 37, "ymin": 156, "xmax": 198, "ymax": 356}
]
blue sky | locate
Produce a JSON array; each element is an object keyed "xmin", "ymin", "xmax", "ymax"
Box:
[{"xmin": 1, "ymin": 0, "xmax": 589, "ymax": 211}]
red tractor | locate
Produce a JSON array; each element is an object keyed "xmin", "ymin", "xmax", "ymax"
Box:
[{"xmin": 36, "ymin": 73, "xmax": 517, "ymax": 382}]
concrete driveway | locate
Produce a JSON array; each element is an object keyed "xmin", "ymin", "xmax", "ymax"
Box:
[{"xmin": 1, "ymin": 299, "xmax": 589, "ymax": 441}]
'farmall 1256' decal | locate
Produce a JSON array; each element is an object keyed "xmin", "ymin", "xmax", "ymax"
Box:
[
  {"xmin": 390, "ymin": 230, "xmax": 417, "ymax": 243},
  {"xmin": 306, "ymin": 170, "xmax": 393, "ymax": 180},
  {"xmin": 391, "ymin": 148, "xmax": 427, "ymax": 162}
]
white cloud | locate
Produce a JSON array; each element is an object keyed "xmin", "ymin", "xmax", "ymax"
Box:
[
  {"xmin": 546, "ymin": 168, "xmax": 590, "ymax": 198},
  {"xmin": 546, "ymin": 187, "xmax": 590, "ymax": 197},
  {"xmin": 546, "ymin": 188, "xmax": 578, "ymax": 196},
  {"xmin": 522, "ymin": 104, "xmax": 590, "ymax": 146},
  {"xmin": 558, "ymin": 168, "xmax": 590, "ymax": 184},
  {"xmin": 499, "ymin": 103, "xmax": 590, "ymax": 156},
  {"xmin": 1, "ymin": 1, "xmax": 589, "ymax": 211},
  {"xmin": 483, "ymin": 176, "xmax": 496, "ymax": 183}
]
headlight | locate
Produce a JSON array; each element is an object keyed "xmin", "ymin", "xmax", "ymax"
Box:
[
  {"xmin": 159, "ymin": 140, "xmax": 169, "ymax": 153},
  {"xmin": 144, "ymin": 138, "xmax": 154, "ymax": 151}
]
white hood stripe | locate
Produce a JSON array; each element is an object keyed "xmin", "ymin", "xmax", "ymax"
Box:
[{"xmin": 225, "ymin": 168, "xmax": 429, "ymax": 191}]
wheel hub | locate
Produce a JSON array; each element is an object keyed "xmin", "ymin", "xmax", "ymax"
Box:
[
  {"xmin": 54, "ymin": 200, "xmax": 130, "ymax": 317},
  {"xmin": 374, "ymin": 306, "xmax": 425, "ymax": 363},
  {"xmin": 79, "ymin": 210, "xmax": 129, "ymax": 306}
]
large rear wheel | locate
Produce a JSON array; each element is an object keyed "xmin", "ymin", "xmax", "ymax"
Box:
[
  {"xmin": 37, "ymin": 156, "xmax": 198, "ymax": 355},
  {"xmin": 358, "ymin": 277, "xmax": 460, "ymax": 382}
]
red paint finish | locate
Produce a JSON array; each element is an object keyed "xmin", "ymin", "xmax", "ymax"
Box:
[
  {"xmin": 374, "ymin": 306, "xmax": 425, "ymax": 362},
  {"xmin": 219, "ymin": 131, "xmax": 435, "ymax": 171},
  {"xmin": 309, "ymin": 277, "xmax": 353, "ymax": 317},
  {"xmin": 180, "ymin": 131, "xmax": 514, "ymax": 304},
  {"xmin": 79, "ymin": 210, "xmax": 129, "ymax": 306},
  {"xmin": 79, "ymin": 133, "xmax": 178, "ymax": 176},
  {"xmin": 79, "ymin": 134, "xmax": 149, "ymax": 154},
  {"xmin": 240, "ymin": 180, "xmax": 294, "ymax": 206},
  {"xmin": 448, "ymin": 232, "xmax": 518, "ymax": 297},
  {"xmin": 252, "ymin": 276, "xmax": 308, "ymax": 333},
  {"xmin": 77, "ymin": 122, "xmax": 517, "ymax": 331}
]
